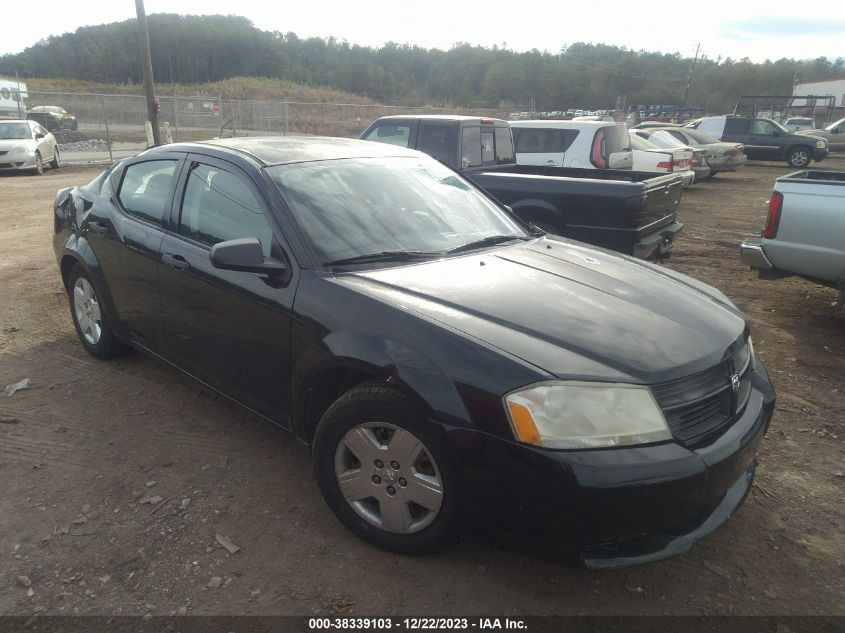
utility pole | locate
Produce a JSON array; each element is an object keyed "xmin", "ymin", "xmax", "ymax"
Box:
[
  {"xmin": 135, "ymin": 0, "xmax": 161, "ymax": 146},
  {"xmin": 682, "ymin": 43, "xmax": 700, "ymax": 109}
]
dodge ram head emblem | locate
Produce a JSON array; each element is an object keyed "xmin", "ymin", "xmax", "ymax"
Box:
[{"xmin": 731, "ymin": 373, "xmax": 741, "ymax": 393}]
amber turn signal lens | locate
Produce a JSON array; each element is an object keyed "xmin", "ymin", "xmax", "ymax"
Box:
[{"xmin": 506, "ymin": 401, "xmax": 542, "ymax": 446}]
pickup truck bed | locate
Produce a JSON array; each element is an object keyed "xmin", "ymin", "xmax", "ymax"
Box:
[
  {"xmin": 466, "ymin": 164, "xmax": 685, "ymax": 258},
  {"xmin": 740, "ymin": 170, "xmax": 845, "ymax": 302}
]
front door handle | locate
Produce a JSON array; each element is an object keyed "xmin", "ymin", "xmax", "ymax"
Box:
[
  {"xmin": 162, "ymin": 253, "xmax": 190, "ymax": 271},
  {"xmin": 88, "ymin": 221, "xmax": 110, "ymax": 234}
]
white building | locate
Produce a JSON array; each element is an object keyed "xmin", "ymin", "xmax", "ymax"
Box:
[
  {"xmin": 792, "ymin": 77, "xmax": 845, "ymax": 108},
  {"xmin": 0, "ymin": 77, "xmax": 28, "ymax": 118}
]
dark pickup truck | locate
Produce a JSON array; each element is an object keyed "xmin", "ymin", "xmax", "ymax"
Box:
[{"xmin": 361, "ymin": 115, "xmax": 684, "ymax": 259}]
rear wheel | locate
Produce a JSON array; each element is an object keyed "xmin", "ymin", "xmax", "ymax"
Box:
[
  {"xmin": 312, "ymin": 384, "xmax": 461, "ymax": 554},
  {"xmin": 67, "ymin": 265, "xmax": 127, "ymax": 360},
  {"xmin": 787, "ymin": 147, "xmax": 811, "ymax": 168},
  {"xmin": 50, "ymin": 148, "xmax": 61, "ymax": 169}
]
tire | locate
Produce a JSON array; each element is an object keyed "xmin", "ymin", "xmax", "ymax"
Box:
[
  {"xmin": 67, "ymin": 265, "xmax": 127, "ymax": 360},
  {"xmin": 786, "ymin": 147, "xmax": 811, "ymax": 168},
  {"xmin": 312, "ymin": 383, "xmax": 461, "ymax": 555},
  {"xmin": 50, "ymin": 148, "xmax": 61, "ymax": 169},
  {"xmin": 32, "ymin": 151, "xmax": 43, "ymax": 176}
]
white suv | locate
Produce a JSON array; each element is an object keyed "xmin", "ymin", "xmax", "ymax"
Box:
[{"xmin": 510, "ymin": 120, "xmax": 633, "ymax": 170}]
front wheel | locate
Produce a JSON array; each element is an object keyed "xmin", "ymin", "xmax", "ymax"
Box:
[
  {"xmin": 787, "ymin": 147, "xmax": 811, "ymax": 168},
  {"xmin": 50, "ymin": 148, "xmax": 61, "ymax": 169},
  {"xmin": 312, "ymin": 384, "xmax": 461, "ymax": 554},
  {"xmin": 32, "ymin": 151, "xmax": 44, "ymax": 175}
]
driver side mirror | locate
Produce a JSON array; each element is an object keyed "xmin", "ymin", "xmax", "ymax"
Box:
[
  {"xmin": 34, "ymin": 133, "xmax": 45, "ymax": 140},
  {"xmin": 209, "ymin": 237, "xmax": 288, "ymax": 277}
]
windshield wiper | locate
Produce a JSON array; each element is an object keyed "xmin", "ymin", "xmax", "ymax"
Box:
[
  {"xmin": 324, "ymin": 250, "xmax": 442, "ymax": 267},
  {"xmin": 445, "ymin": 235, "xmax": 529, "ymax": 255}
]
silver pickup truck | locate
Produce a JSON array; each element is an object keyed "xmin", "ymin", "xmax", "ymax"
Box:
[{"xmin": 741, "ymin": 170, "xmax": 845, "ymax": 307}]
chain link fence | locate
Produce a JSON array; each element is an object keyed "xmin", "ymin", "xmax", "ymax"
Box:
[{"xmin": 15, "ymin": 90, "xmax": 511, "ymax": 165}]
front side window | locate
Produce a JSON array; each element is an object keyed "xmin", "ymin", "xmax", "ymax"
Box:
[
  {"xmin": 363, "ymin": 125, "xmax": 411, "ymax": 148},
  {"xmin": 418, "ymin": 125, "xmax": 454, "ymax": 164},
  {"xmin": 750, "ymin": 120, "xmax": 777, "ymax": 136},
  {"xmin": 268, "ymin": 156, "xmax": 527, "ymax": 265},
  {"xmin": 724, "ymin": 118, "xmax": 746, "ymax": 135},
  {"xmin": 179, "ymin": 163, "xmax": 273, "ymax": 257},
  {"xmin": 118, "ymin": 160, "xmax": 178, "ymax": 226}
]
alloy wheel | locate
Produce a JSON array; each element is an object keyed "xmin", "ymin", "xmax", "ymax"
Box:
[
  {"xmin": 334, "ymin": 422, "xmax": 444, "ymax": 534},
  {"xmin": 72, "ymin": 277, "xmax": 103, "ymax": 345}
]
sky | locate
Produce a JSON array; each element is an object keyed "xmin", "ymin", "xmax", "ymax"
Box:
[{"xmin": 2, "ymin": 0, "xmax": 844, "ymax": 63}]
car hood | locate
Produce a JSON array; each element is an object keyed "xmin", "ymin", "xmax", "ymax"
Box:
[
  {"xmin": 795, "ymin": 131, "xmax": 827, "ymax": 140},
  {"xmin": 336, "ymin": 238, "xmax": 747, "ymax": 384},
  {"xmin": 0, "ymin": 139, "xmax": 35, "ymax": 151}
]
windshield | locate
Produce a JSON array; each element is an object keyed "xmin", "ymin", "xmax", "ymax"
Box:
[
  {"xmin": 268, "ymin": 156, "xmax": 527, "ymax": 266},
  {"xmin": 0, "ymin": 123, "xmax": 32, "ymax": 140}
]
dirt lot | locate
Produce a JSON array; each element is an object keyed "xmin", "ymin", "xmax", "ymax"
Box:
[{"xmin": 1, "ymin": 158, "xmax": 844, "ymax": 617}]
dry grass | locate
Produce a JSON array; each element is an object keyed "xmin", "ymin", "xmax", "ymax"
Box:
[{"xmin": 26, "ymin": 76, "xmax": 376, "ymax": 105}]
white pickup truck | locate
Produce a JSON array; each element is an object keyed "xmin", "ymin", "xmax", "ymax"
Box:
[{"xmin": 741, "ymin": 170, "xmax": 845, "ymax": 307}]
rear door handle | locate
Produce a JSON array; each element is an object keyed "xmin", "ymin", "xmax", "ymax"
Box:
[
  {"xmin": 162, "ymin": 253, "xmax": 190, "ymax": 271},
  {"xmin": 88, "ymin": 221, "xmax": 110, "ymax": 234}
]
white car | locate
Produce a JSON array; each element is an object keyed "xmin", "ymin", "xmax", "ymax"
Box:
[
  {"xmin": 629, "ymin": 132, "xmax": 695, "ymax": 188},
  {"xmin": 510, "ymin": 120, "xmax": 633, "ymax": 169},
  {"xmin": 0, "ymin": 119, "xmax": 60, "ymax": 175}
]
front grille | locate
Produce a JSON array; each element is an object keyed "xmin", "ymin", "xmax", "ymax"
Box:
[
  {"xmin": 0, "ymin": 150, "xmax": 8, "ymax": 156},
  {"xmin": 651, "ymin": 341, "xmax": 752, "ymax": 446}
]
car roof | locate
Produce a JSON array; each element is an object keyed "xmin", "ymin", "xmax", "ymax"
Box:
[
  {"xmin": 151, "ymin": 135, "xmax": 424, "ymax": 166},
  {"xmin": 372, "ymin": 114, "xmax": 506, "ymax": 123},
  {"xmin": 509, "ymin": 120, "xmax": 615, "ymax": 128},
  {"xmin": 0, "ymin": 119, "xmax": 30, "ymax": 124}
]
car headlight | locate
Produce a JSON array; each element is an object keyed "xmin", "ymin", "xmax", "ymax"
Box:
[
  {"xmin": 10, "ymin": 145, "xmax": 30, "ymax": 156},
  {"xmin": 504, "ymin": 381, "xmax": 671, "ymax": 449},
  {"xmin": 816, "ymin": 140, "xmax": 827, "ymax": 149}
]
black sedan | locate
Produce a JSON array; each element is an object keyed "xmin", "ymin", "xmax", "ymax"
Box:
[
  {"xmin": 28, "ymin": 105, "xmax": 78, "ymax": 131},
  {"xmin": 53, "ymin": 137, "xmax": 775, "ymax": 567}
]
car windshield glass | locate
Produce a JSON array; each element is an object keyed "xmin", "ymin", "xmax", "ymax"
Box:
[
  {"xmin": 0, "ymin": 123, "xmax": 31, "ymax": 139},
  {"xmin": 267, "ymin": 156, "xmax": 527, "ymax": 266}
]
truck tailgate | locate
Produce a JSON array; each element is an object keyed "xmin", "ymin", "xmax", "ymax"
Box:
[{"xmin": 638, "ymin": 173, "xmax": 684, "ymax": 235}]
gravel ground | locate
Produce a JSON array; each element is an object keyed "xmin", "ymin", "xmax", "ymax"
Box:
[{"xmin": 0, "ymin": 159, "xmax": 843, "ymax": 617}]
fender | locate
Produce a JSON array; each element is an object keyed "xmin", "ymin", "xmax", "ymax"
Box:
[{"xmin": 291, "ymin": 330, "xmax": 472, "ymax": 443}]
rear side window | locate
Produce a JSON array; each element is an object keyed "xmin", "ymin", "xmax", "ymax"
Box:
[
  {"xmin": 461, "ymin": 127, "xmax": 482, "ymax": 168},
  {"xmin": 118, "ymin": 160, "xmax": 178, "ymax": 226},
  {"xmin": 419, "ymin": 125, "xmax": 454, "ymax": 164},
  {"xmin": 494, "ymin": 127, "xmax": 515, "ymax": 164},
  {"xmin": 513, "ymin": 128, "xmax": 579, "ymax": 153},
  {"xmin": 363, "ymin": 125, "xmax": 411, "ymax": 147},
  {"xmin": 179, "ymin": 162, "xmax": 274, "ymax": 257}
]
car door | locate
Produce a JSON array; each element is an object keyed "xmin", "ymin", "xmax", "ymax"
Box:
[
  {"xmin": 31, "ymin": 122, "xmax": 53, "ymax": 160},
  {"xmin": 747, "ymin": 119, "xmax": 782, "ymax": 160},
  {"xmin": 157, "ymin": 154, "xmax": 297, "ymax": 423},
  {"xmin": 85, "ymin": 154, "xmax": 184, "ymax": 349}
]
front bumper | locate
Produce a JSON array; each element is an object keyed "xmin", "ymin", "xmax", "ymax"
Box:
[
  {"xmin": 740, "ymin": 237, "xmax": 773, "ymax": 270},
  {"xmin": 632, "ymin": 221, "xmax": 684, "ymax": 259},
  {"xmin": 814, "ymin": 147, "xmax": 830, "ymax": 161},
  {"xmin": 0, "ymin": 154, "xmax": 37, "ymax": 171},
  {"xmin": 460, "ymin": 363, "xmax": 775, "ymax": 567}
]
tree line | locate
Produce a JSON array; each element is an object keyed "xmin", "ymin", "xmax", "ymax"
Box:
[{"xmin": 2, "ymin": 14, "xmax": 843, "ymax": 113}]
